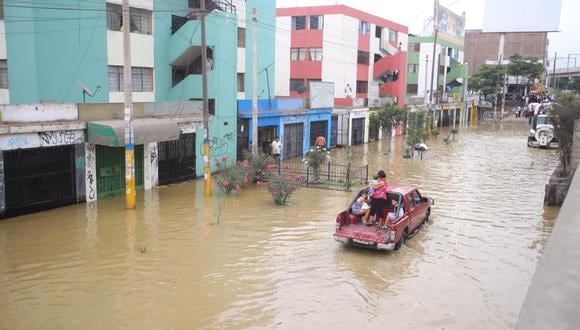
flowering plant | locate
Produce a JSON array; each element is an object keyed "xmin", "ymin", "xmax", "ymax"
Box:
[
  {"xmin": 267, "ymin": 174, "xmax": 306, "ymax": 205},
  {"xmin": 243, "ymin": 150, "xmax": 277, "ymax": 182},
  {"xmin": 214, "ymin": 156, "xmax": 251, "ymax": 194}
]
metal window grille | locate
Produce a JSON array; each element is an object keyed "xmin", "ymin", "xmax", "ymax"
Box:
[
  {"xmin": 0, "ymin": 60, "xmax": 8, "ymax": 89},
  {"xmin": 130, "ymin": 7, "xmax": 152, "ymax": 35},
  {"xmin": 292, "ymin": 16, "xmax": 306, "ymax": 30}
]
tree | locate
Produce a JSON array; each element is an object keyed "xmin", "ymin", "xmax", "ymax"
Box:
[
  {"xmin": 551, "ymin": 94, "xmax": 580, "ymax": 176},
  {"xmin": 469, "ymin": 64, "xmax": 503, "ymax": 98},
  {"xmin": 371, "ymin": 103, "xmax": 406, "ymax": 151}
]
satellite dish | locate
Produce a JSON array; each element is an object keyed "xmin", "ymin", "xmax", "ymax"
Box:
[
  {"xmin": 77, "ymin": 80, "xmax": 94, "ymax": 97},
  {"xmin": 77, "ymin": 81, "xmax": 101, "ymax": 103}
]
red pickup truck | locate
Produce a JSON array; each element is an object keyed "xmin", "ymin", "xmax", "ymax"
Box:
[{"xmin": 334, "ymin": 185, "xmax": 434, "ymax": 251}]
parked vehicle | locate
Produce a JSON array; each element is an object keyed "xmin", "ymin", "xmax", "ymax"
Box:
[
  {"xmin": 334, "ymin": 186, "xmax": 434, "ymax": 251},
  {"xmin": 527, "ymin": 103, "xmax": 558, "ymax": 149}
]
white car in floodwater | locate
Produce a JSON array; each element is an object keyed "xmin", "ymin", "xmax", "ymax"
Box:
[{"xmin": 527, "ymin": 103, "xmax": 558, "ymax": 149}]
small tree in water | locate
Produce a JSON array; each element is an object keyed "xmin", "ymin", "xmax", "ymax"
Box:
[
  {"xmin": 450, "ymin": 128, "xmax": 459, "ymax": 141},
  {"xmin": 266, "ymin": 174, "xmax": 305, "ymax": 205},
  {"xmin": 551, "ymin": 94, "xmax": 580, "ymax": 176},
  {"xmin": 405, "ymin": 110, "xmax": 429, "ymax": 158}
]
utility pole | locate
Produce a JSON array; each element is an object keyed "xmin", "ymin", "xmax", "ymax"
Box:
[
  {"xmin": 493, "ymin": 33, "xmax": 505, "ymax": 121},
  {"xmin": 424, "ymin": 54, "xmax": 429, "ymax": 102},
  {"xmin": 122, "ymin": 0, "xmax": 135, "ymax": 209},
  {"xmin": 430, "ymin": 0, "xmax": 439, "ymax": 129},
  {"xmin": 552, "ymin": 52, "xmax": 557, "ymax": 89},
  {"xmin": 251, "ymin": 8, "xmax": 258, "ymax": 155},
  {"xmin": 200, "ymin": 0, "xmax": 212, "ymax": 196}
]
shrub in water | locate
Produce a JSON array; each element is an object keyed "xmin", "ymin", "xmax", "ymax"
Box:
[{"xmin": 267, "ymin": 174, "xmax": 306, "ymax": 205}]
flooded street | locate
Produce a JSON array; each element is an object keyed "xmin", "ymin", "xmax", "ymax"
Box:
[{"xmin": 0, "ymin": 123, "xmax": 559, "ymax": 329}]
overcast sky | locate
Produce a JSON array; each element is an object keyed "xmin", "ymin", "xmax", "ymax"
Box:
[{"xmin": 277, "ymin": 0, "xmax": 580, "ymax": 68}]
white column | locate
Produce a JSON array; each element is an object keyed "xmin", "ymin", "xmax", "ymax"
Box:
[
  {"xmin": 364, "ymin": 111, "xmax": 370, "ymax": 144},
  {"xmin": 144, "ymin": 142, "xmax": 158, "ymax": 189},
  {"xmin": 85, "ymin": 144, "xmax": 97, "ymax": 202}
]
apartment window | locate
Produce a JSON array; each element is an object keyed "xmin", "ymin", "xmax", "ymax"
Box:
[
  {"xmin": 106, "ymin": 3, "xmax": 152, "ymax": 35},
  {"xmin": 188, "ymin": 0, "xmax": 200, "ymax": 8},
  {"xmin": 290, "ymin": 48, "xmax": 307, "ymax": 61},
  {"xmin": 310, "ymin": 15, "xmax": 323, "ymax": 30},
  {"xmin": 356, "ymin": 80, "xmax": 368, "ymax": 94},
  {"xmin": 0, "ymin": 0, "xmax": 4, "ymax": 19},
  {"xmin": 130, "ymin": 7, "xmax": 152, "ymax": 35},
  {"xmin": 238, "ymin": 27, "xmax": 246, "ymax": 48},
  {"xmin": 309, "ymin": 48, "xmax": 323, "ymax": 61},
  {"xmin": 357, "ymin": 51, "xmax": 369, "ymax": 65},
  {"xmin": 237, "ymin": 73, "xmax": 245, "ymax": 93},
  {"xmin": 408, "ymin": 43, "xmax": 420, "ymax": 52},
  {"xmin": 408, "ymin": 64, "xmax": 419, "ymax": 74},
  {"xmin": 108, "ymin": 66, "xmax": 153, "ymax": 92},
  {"xmin": 389, "ymin": 30, "xmax": 398, "ymax": 43},
  {"xmin": 375, "ymin": 26, "xmax": 382, "ymax": 38},
  {"xmin": 290, "ymin": 79, "xmax": 305, "ymax": 92},
  {"xmin": 107, "ymin": 3, "xmax": 122, "ymax": 31},
  {"xmin": 407, "ymin": 84, "xmax": 418, "ymax": 94},
  {"xmin": 0, "ymin": 60, "xmax": 8, "ymax": 89},
  {"xmin": 359, "ymin": 20, "xmax": 370, "ymax": 35},
  {"xmin": 292, "ymin": 16, "xmax": 306, "ymax": 30}
]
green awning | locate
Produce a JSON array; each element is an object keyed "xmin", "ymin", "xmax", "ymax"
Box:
[{"xmin": 88, "ymin": 118, "xmax": 182, "ymax": 147}]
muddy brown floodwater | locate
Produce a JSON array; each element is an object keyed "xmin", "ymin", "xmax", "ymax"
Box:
[{"xmin": 0, "ymin": 123, "xmax": 559, "ymax": 329}]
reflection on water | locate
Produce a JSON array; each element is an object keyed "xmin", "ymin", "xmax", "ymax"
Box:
[{"xmin": 0, "ymin": 123, "xmax": 559, "ymax": 329}]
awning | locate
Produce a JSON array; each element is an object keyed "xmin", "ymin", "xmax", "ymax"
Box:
[{"xmin": 87, "ymin": 118, "xmax": 182, "ymax": 147}]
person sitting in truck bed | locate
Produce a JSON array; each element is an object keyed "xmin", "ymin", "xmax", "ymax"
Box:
[
  {"xmin": 382, "ymin": 198, "xmax": 404, "ymax": 229},
  {"xmin": 351, "ymin": 192, "xmax": 370, "ymax": 220}
]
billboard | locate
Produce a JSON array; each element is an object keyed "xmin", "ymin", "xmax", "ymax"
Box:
[
  {"xmin": 309, "ymin": 81, "xmax": 334, "ymax": 109},
  {"xmin": 482, "ymin": 0, "xmax": 562, "ymax": 32},
  {"xmin": 435, "ymin": 2, "xmax": 465, "ymax": 45}
]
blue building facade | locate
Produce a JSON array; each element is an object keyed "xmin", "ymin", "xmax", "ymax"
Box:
[{"xmin": 237, "ymin": 99, "xmax": 333, "ymax": 160}]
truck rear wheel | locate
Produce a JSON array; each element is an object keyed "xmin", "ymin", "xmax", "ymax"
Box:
[{"xmin": 394, "ymin": 229, "xmax": 407, "ymax": 250}]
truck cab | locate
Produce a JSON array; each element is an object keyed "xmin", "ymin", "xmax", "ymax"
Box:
[{"xmin": 334, "ymin": 185, "xmax": 434, "ymax": 251}]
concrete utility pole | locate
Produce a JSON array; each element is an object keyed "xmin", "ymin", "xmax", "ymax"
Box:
[
  {"xmin": 251, "ymin": 8, "xmax": 259, "ymax": 155},
  {"xmin": 122, "ymin": 0, "xmax": 135, "ymax": 209},
  {"xmin": 200, "ymin": 0, "xmax": 212, "ymax": 196},
  {"xmin": 430, "ymin": 0, "xmax": 439, "ymax": 129}
]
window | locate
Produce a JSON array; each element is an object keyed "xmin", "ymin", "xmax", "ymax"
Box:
[
  {"xmin": 374, "ymin": 54, "xmax": 382, "ymax": 63},
  {"xmin": 309, "ymin": 48, "xmax": 323, "ymax": 61},
  {"xmin": 106, "ymin": 3, "xmax": 152, "ymax": 35},
  {"xmin": 406, "ymin": 194, "xmax": 415, "ymax": 210},
  {"xmin": 0, "ymin": 60, "xmax": 7, "ymax": 89},
  {"xmin": 292, "ymin": 16, "xmax": 306, "ymax": 30},
  {"xmin": 0, "ymin": 0, "xmax": 4, "ymax": 19},
  {"xmin": 108, "ymin": 66, "xmax": 153, "ymax": 92},
  {"xmin": 132, "ymin": 67, "xmax": 153, "ymax": 92},
  {"xmin": 130, "ymin": 7, "xmax": 152, "ymax": 35},
  {"xmin": 375, "ymin": 26, "xmax": 382, "ymax": 38},
  {"xmin": 389, "ymin": 30, "xmax": 398, "ymax": 43},
  {"xmin": 237, "ymin": 73, "xmax": 245, "ymax": 93},
  {"xmin": 439, "ymin": 65, "xmax": 446, "ymax": 75},
  {"xmin": 188, "ymin": 0, "xmax": 200, "ymax": 8},
  {"xmin": 406, "ymin": 84, "xmax": 418, "ymax": 94},
  {"xmin": 359, "ymin": 20, "xmax": 370, "ymax": 35},
  {"xmin": 408, "ymin": 64, "xmax": 418, "ymax": 74},
  {"xmin": 238, "ymin": 27, "xmax": 246, "ymax": 48},
  {"xmin": 408, "ymin": 43, "xmax": 420, "ymax": 52},
  {"xmin": 356, "ymin": 80, "xmax": 368, "ymax": 94},
  {"xmin": 357, "ymin": 51, "xmax": 369, "ymax": 65},
  {"xmin": 290, "ymin": 79, "xmax": 305, "ymax": 92},
  {"xmin": 309, "ymin": 15, "xmax": 323, "ymax": 30},
  {"xmin": 290, "ymin": 48, "xmax": 307, "ymax": 61},
  {"xmin": 106, "ymin": 3, "xmax": 122, "ymax": 31}
]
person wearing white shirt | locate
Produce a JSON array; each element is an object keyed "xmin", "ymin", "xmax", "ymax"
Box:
[{"xmin": 271, "ymin": 137, "xmax": 282, "ymax": 159}]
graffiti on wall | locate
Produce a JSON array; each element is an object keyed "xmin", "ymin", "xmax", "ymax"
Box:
[
  {"xmin": 38, "ymin": 131, "xmax": 83, "ymax": 147},
  {"xmin": 0, "ymin": 130, "xmax": 84, "ymax": 150},
  {"xmin": 85, "ymin": 144, "xmax": 97, "ymax": 201},
  {"xmin": 207, "ymin": 132, "xmax": 235, "ymax": 158}
]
